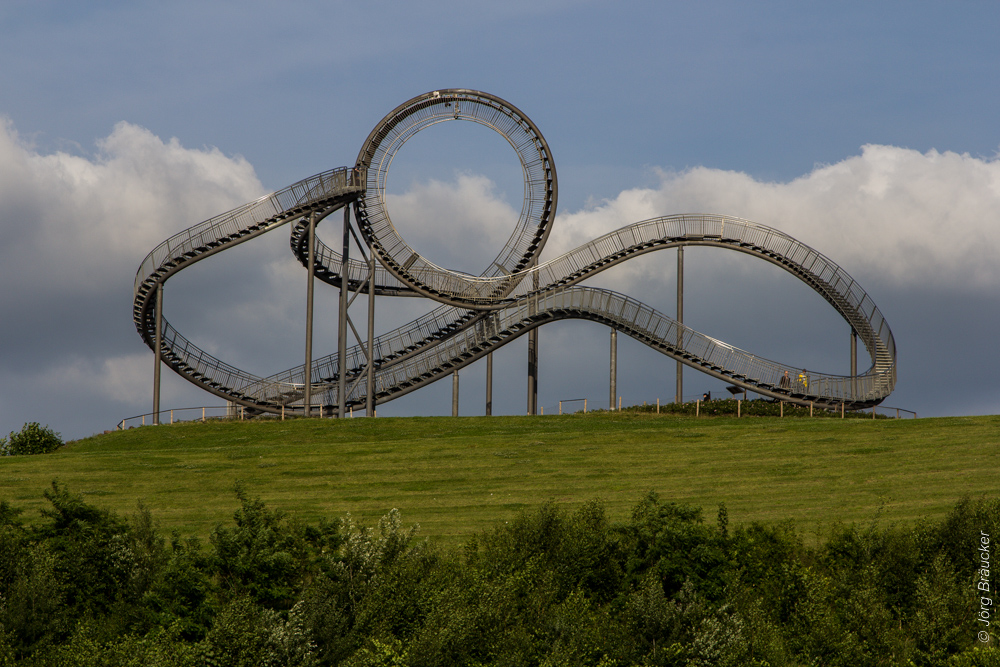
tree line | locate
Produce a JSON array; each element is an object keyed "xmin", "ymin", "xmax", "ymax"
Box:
[{"xmin": 0, "ymin": 483, "xmax": 997, "ymax": 666}]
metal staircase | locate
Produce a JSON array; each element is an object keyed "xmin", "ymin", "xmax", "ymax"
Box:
[{"xmin": 133, "ymin": 89, "xmax": 896, "ymax": 417}]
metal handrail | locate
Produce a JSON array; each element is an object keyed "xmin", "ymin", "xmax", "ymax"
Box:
[
  {"xmin": 131, "ymin": 89, "xmax": 897, "ymax": 421},
  {"xmin": 283, "ymin": 283, "xmax": 889, "ymax": 411},
  {"xmin": 137, "ymin": 213, "xmax": 898, "ymax": 412},
  {"xmin": 117, "ymin": 405, "xmax": 234, "ymax": 430}
]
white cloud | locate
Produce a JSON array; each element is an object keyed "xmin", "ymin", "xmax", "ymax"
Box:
[
  {"xmin": 97, "ymin": 353, "xmax": 157, "ymax": 405},
  {"xmin": 31, "ymin": 353, "xmax": 151, "ymax": 407},
  {"xmin": 384, "ymin": 174, "xmax": 521, "ymax": 276},
  {"xmin": 0, "ymin": 119, "xmax": 269, "ymax": 436},
  {"xmin": 0, "ymin": 119, "xmax": 265, "ymax": 304},
  {"xmin": 548, "ymin": 145, "xmax": 1000, "ymax": 291}
]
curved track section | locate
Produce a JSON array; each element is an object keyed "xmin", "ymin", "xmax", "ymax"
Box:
[{"xmin": 133, "ymin": 89, "xmax": 896, "ymax": 415}]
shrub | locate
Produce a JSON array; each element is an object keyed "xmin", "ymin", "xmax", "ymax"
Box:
[
  {"xmin": 0, "ymin": 487, "xmax": 996, "ymax": 665},
  {"xmin": 191, "ymin": 596, "xmax": 317, "ymax": 667},
  {"xmin": 32, "ymin": 483, "xmax": 141, "ymax": 624},
  {"xmin": 2, "ymin": 423, "xmax": 63, "ymax": 456},
  {"xmin": 621, "ymin": 492, "xmax": 730, "ymax": 600},
  {"xmin": 209, "ymin": 485, "xmax": 308, "ymax": 610}
]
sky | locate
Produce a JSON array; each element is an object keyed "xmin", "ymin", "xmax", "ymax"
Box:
[{"xmin": 2, "ymin": 1, "xmax": 1000, "ymax": 440}]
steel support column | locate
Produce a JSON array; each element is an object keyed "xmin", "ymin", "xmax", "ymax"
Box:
[
  {"xmin": 610, "ymin": 328, "xmax": 617, "ymax": 410},
  {"xmin": 850, "ymin": 330, "xmax": 858, "ymax": 401},
  {"xmin": 676, "ymin": 247, "xmax": 684, "ymax": 404},
  {"xmin": 452, "ymin": 371, "xmax": 459, "ymax": 417},
  {"xmin": 366, "ymin": 229, "xmax": 376, "ymax": 417},
  {"xmin": 527, "ymin": 269, "xmax": 539, "ymax": 415},
  {"xmin": 527, "ymin": 329, "xmax": 538, "ymax": 415},
  {"xmin": 304, "ymin": 212, "xmax": 315, "ymax": 417},
  {"xmin": 338, "ymin": 207, "xmax": 350, "ymax": 418},
  {"xmin": 486, "ymin": 352, "xmax": 493, "ymax": 416},
  {"xmin": 152, "ymin": 282, "xmax": 163, "ymax": 425}
]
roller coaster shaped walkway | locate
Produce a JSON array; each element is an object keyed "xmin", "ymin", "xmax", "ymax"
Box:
[{"xmin": 133, "ymin": 89, "xmax": 896, "ymax": 416}]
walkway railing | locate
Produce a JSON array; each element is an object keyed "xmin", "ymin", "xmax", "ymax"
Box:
[
  {"xmin": 115, "ymin": 405, "xmax": 287, "ymax": 430},
  {"xmin": 132, "ymin": 89, "xmax": 896, "ymax": 420}
]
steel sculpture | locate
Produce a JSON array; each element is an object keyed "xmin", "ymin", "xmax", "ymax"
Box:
[{"xmin": 133, "ymin": 89, "xmax": 896, "ymax": 418}]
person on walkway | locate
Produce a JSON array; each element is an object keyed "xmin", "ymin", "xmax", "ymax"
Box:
[{"xmin": 780, "ymin": 371, "xmax": 791, "ymax": 389}]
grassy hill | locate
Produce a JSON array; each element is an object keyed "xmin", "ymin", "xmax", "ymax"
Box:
[{"xmin": 1, "ymin": 411, "xmax": 997, "ymax": 544}]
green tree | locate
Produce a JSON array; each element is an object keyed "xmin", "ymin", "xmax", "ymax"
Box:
[
  {"xmin": 621, "ymin": 492, "xmax": 730, "ymax": 600},
  {"xmin": 209, "ymin": 485, "xmax": 316, "ymax": 611},
  {"xmin": 1, "ymin": 423, "xmax": 63, "ymax": 456}
]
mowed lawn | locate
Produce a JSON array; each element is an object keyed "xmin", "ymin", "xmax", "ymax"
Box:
[{"xmin": 1, "ymin": 412, "xmax": 998, "ymax": 544}]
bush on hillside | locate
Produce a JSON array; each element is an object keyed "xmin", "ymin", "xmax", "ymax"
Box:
[
  {"xmin": 1, "ymin": 485, "xmax": 999, "ymax": 666},
  {"xmin": 618, "ymin": 398, "xmax": 890, "ymax": 419},
  {"xmin": 1, "ymin": 423, "xmax": 63, "ymax": 456}
]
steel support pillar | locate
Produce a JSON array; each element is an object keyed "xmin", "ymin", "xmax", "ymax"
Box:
[
  {"xmin": 610, "ymin": 328, "xmax": 617, "ymax": 410},
  {"xmin": 676, "ymin": 247, "xmax": 684, "ymax": 404},
  {"xmin": 152, "ymin": 282, "xmax": 163, "ymax": 425},
  {"xmin": 527, "ymin": 329, "xmax": 538, "ymax": 415},
  {"xmin": 452, "ymin": 371, "xmax": 459, "ymax": 417},
  {"xmin": 304, "ymin": 212, "xmax": 315, "ymax": 417},
  {"xmin": 338, "ymin": 207, "xmax": 350, "ymax": 418},
  {"xmin": 486, "ymin": 352, "xmax": 493, "ymax": 416},
  {"xmin": 850, "ymin": 330, "xmax": 858, "ymax": 401},
  {"xmin": 527, "ymin": 268, "xmax": 539, "ymax": 415},
  {"xmin": 366, "ymin": 229, "xmax": 376, "ymax": 417},
  {"xmin": 850, "ymin": 330, "xmax": 858, "ymax": 376}
]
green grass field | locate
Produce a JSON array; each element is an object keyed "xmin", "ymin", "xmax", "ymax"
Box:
[{"xmin": 1, "ymin": 412, "xmax": 998, "ymax": 545}]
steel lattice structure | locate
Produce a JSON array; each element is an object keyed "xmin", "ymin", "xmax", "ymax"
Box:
[{"xmin": 133, "ymin": 89, "xmax": 896, "ymax": 416}]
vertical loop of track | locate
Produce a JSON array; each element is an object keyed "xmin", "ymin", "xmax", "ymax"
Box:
[{"xmin": 354, "ymin": 89, "xmax": 557, "ymax": 305}]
